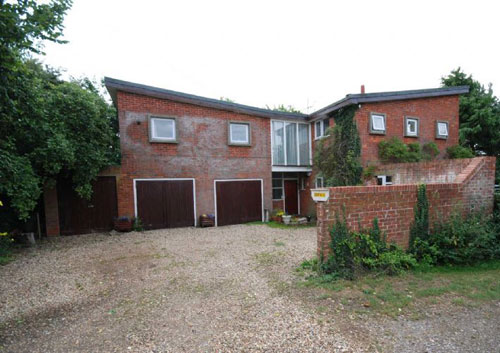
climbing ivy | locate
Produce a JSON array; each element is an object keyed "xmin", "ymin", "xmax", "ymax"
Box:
[{"xmin": 314, "ymin": 105, "xmax": 362, "ymax": 186}]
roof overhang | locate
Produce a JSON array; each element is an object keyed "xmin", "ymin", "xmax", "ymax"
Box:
[
  {"xmin": 309, "ymin": 85, "xmax": 469, "ymax": 121},
  {"xmin": 104, "ymin": 77, "xmax": 308, "ymax": 121}
]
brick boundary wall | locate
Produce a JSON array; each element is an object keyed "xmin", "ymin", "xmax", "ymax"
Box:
[{"xmin": 317, "ymin": 157, "xmax": 496, "ymax": 258}]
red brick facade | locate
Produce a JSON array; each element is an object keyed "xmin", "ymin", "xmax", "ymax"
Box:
[
  {"xmin": 355, "ymin": 95, "xmax": 460, "ymax": 165},
  {"xmin": 316, "ymin": 157, "xmax": 496, "ymax": 258},
  {"xmin": 116, "ymin": 91, "xmax": 272, "ymax": 221}
]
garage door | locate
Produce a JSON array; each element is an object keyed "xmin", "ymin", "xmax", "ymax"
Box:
[
  {"xmin": 135, "ymin": 179, "xmax": 195, "ymax": 230},
  {"xmin": 215, "ymin": 180, "xmax": 262, "ymax": 226},
  {"xmin": 58, "ymin": 176, "xmax": 118, "ymax": 235}
]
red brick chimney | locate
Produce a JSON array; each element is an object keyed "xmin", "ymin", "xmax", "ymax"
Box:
[{"xmin": 361, "ymin": 85, "xmax": 365, "ymax": 94}]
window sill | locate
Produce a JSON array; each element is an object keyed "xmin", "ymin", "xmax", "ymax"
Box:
[
  {"xmin": 228, "ymin": 142, "xmax": 252, "ymax": 147},
  {"xmin": 369, "ymin": 131, "xmax": 386, "ymax": 135},
  {"xmin": 149, "ymin": 139, "xmax": 178, "ymax": 144},
  {"xmin": 404, "ymin": 134, "xmax": 419, "ymax": 138},
  {"xmin": 435, "ymin": 136, "xmax": 448, "ymax": 140}
]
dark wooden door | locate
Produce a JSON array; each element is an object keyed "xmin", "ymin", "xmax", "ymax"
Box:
[
  {"xmin": 284, "ymin": 180, "xmax": 298, "ymax": 215},
  {"xmin": 136, "ymin": 180, "xmax": 194, "ymax": 230},
  {"xmin": 58, "ymin": 176, "xmax": 118, "ymax": 235},
  {"xmin": 216, "ymin": 180, "xmax": 262, "ymax": 226}
]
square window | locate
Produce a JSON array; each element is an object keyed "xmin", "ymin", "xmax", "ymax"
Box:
[
  {"xmin": 405, "ymin": 117, "xmax": 419, "ymax": 137},
  {"xmin": 229, "ymin": 122, "xmax": 250, "ymax": 145},
  {"xmin": 436, "ymin": 121, "xmax": 449, "ymax": 139},
  {"xmin": 370, "ymin": 113, "xmax": 386, "ymax": 134},
  {"xmin": 149, "ymin": 116, "xmax": 176, "ymax": 142},
  {"xmin": 272, "ymin": 179, "xmax": 282, "ymax": 188},
  {"xmin": 272, "ymin": 188, "xmax": 283, "ymax": 200},
  {"xmin": 377, "ymin": 175, "xmax": 393, "ymax": 186}
]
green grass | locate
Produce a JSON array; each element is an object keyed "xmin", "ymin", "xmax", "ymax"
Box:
[
  {"xmin": 245, "ymin": 221, "xmax": 315, "ymax": 229},
  {"xmin": 297, "ymin": 259, "xmax": 500, "ymax": 317}
]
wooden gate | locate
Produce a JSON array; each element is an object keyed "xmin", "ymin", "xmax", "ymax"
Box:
[
  {"xmin": 215, "ymin": 180, "xmax": 262, "ymax": 226},
  {"xmin": 58, "ymin": 176, "xmax": 118, "ymax": 235},
  {"xmin": 135, "ymin": 179, "xmax": 195, "ymax": 230}
]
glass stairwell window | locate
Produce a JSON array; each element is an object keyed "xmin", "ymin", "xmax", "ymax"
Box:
[{"xmin": 272, "ymin": 120, "xmax": 310, "ymax": 166}]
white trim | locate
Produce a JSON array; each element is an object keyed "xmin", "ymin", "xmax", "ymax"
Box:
[
  {"xmin": 272, "ymin": 166, "xmax": 312, "ymax": 172},
  {"xmin": 213, "ymin": 178, "xmax": 264, "ymax": 226},
  {"xmin": 229, "ymin": 122, "xmax": 250, "ymax": 144},
  {"xmin": 151, "ymin": 117, "xmax": 176, "ymax": 141},
  {"xmin": 133, "ymin": 178, "xmax": 197, "ymax": 227}
]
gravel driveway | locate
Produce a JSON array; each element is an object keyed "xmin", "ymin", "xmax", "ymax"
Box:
[{"xmin": 0, "ymin": 225, "xmax": 498, "ymax": 352}]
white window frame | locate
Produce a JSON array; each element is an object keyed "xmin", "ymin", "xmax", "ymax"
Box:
[
  {"xmin": 315, "ymin": 176, "xmax": 324, "ymax": 188},
  {"xmin": 405, "ymin": 116, "xmax": 419, "ymax": 137},
  {"xmin": 377, "ymin": 175, "xmax": 393, "ymax": 186},
  {"xmin": 436, "ymin": 121, "xmax": 449, "ymax": 139},
  {"xmin": 272, "ymin": 174, "xmax": 284, "ymax": 200},
  {"xmin": 271, "ymin": 120, "xmax": 310, "ymax": 166},
  {"xmin": 149, "ymin": 116, "xmax": 177, "ymax": 143},
  {"xmin": 314, "ymin": 119, "xmax": 330, "ymax": 140},
  {"xmin": 229, "ymin": 121, "xmax": 251, "ymax": 146},
  {"xmin": 369, "ymin": 112, "xmax": 386, "ymax": 135}
]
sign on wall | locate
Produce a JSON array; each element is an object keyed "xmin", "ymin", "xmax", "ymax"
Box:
[{"xmin": 311, "ymin": 189, "xmax": 330, "ymax": 202}]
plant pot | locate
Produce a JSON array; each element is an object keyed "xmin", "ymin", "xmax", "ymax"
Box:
[
  {"xmin": 114, "ymin": 218, "xmax": 133, "ymax": 232},
  {"xmin": 282, "ymin": 215, "xmax": 291, "ymax": 225}
]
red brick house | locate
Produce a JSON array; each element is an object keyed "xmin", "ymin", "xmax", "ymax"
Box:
[{"xmin": 43, "ymin": 78, "xmax": 468, "ymax": 235}]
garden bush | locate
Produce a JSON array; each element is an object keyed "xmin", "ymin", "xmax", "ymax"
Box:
[
  {"xmin": 422, "ymin": 142, "xmax": 440, "ymax": 161},
  {"xmin": 446, "ymin": 145, "xmax": 475, "ymax": 159},
  {"xmin": 321, "ymin": 215, "xmax": 417, "ymax": 279},
  {"xmin": 378, "ymin": 137, "xmax": 422, "ymax": 163}
]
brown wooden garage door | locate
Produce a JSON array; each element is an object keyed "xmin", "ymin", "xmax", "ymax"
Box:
[
  {"xmin": 58, "ymin": 176, "xmax": 118, "ymax": 235},
  {"xmin": 135, "ymin": 179, "xmax": 195, "ymax": 230},
  {"xmin": 215, "ymin": 180, "xmax": 262, "ymax": 226}
]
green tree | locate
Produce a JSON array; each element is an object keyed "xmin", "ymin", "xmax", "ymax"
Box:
[
  {"xmin": 441, "ymin": 68, "xmax": 500, "ymax": 180},
  {"xmin": 266, "ymin": 104, "xmax": 303, "ymax": 114},
  {"xmin": 0, "ymin": 1, "xmax": 119, "ymax": 222}
]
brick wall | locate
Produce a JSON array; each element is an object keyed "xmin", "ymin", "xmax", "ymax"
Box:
[
  {"xmin": 116, "ymin": 91, "xmax": 272, "ymax": 220},
  {"xmin": 355, "ymin": 95, "xmax": 460, "ymax": 165},
  {"xmin": 317, "ymin": 157, "xmax": 496, "ymax": 258}
]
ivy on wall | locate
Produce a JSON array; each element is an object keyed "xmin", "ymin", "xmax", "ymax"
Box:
[{"xmin": 314, "ymin": 105, "xmax": 362, "ymax": 186}]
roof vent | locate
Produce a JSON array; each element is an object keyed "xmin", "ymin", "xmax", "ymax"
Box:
[{"xmin": 361, "ymin": 85, "xmax": 365, "ymax": 94}]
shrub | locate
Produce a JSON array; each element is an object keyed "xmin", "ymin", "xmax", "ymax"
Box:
[
  {"xmin": 446, "ymin": 145, "xmax": 475, "ymax": 159},
  {"xmin": 321, "ymin": 215, "xmax": 417, "ymax": 279},
  {"xmin": 133, "ymin": 217, "xmax": 144, "ymax": 231},
  {"xmin": 422, "ymin": 142, "xmax": 440, "ymax": 161},
  {"xmin": 378, "ymin": 137, "xmax": 422, "ymax": 163},
  {"xmin": 409, "ymin": 184, "xmax": 430, "ymax": 254},
  {"xmin": 428, "ymin": 212, "xmax": 500, "ymax": 265}
]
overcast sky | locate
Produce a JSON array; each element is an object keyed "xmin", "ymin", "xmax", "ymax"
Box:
[{"xmin": 39, "ymin": 0, "xmax": 500, "ymax": 113}]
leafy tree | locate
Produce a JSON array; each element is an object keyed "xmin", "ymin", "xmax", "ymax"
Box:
[
  {"xmin": 314, "ymin": 105, "xmax": 362, "ymax": 186},
  {"xmin": 266, "ymin": 104, "xmax": 303, "ymax": 114},
  {"xmin": 0, "ymin": 1, "xmax": 119, "ymax": 222},
  {"xmin": 441, "ymin": 68, "xmax": 500, "ymax": 180}
]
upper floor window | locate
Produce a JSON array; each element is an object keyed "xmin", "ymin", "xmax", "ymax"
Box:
[
  {"xmin": 272, "ymin": 121, "xmax": 310, "ymax": 166},
  {"xmin": 369, "ymin": 112, "xmax": 386, "ymax": 135},
  {"xmin": 314, "ymin": 118, "xmax": 330, "ymax": 139},
  {"xmin": 405, "ymin": 116, "xmax": 419, "ymax": 137},
  {"xmin": 229, "ymin": 122, "xmax": 251, "ymax": 146},
  {"xmin": 149, "ymin": 116, "xmax": 177, "ymax": 143},
  {"xmin": 436, "ymin": 121, "xmax": 449, "ymax": 139}
]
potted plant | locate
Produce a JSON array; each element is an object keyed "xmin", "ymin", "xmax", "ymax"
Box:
[
  {"xmin": 114, "ymin": 216, "xmax": 133, "ymax": 232},
  {"xmin": 282, "ymin": 214, "xmax": 292, "ymax": 225},
  {"xmin": 271, "ymin": 209, "xmax": 284, "ymax": 223}
]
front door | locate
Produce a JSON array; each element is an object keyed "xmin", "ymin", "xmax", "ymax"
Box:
[{"xmin": 284, "ymin": 180, "xmax": 298, "ymax": 215}]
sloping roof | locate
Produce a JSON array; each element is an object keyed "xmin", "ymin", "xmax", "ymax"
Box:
[
  {"xmin": 104, "ymin": 77, "xmax": 308, "ymax": 120},
  {"xmin": 309, "ymin": 86, "xmax": 469, "ymax": 119}
]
